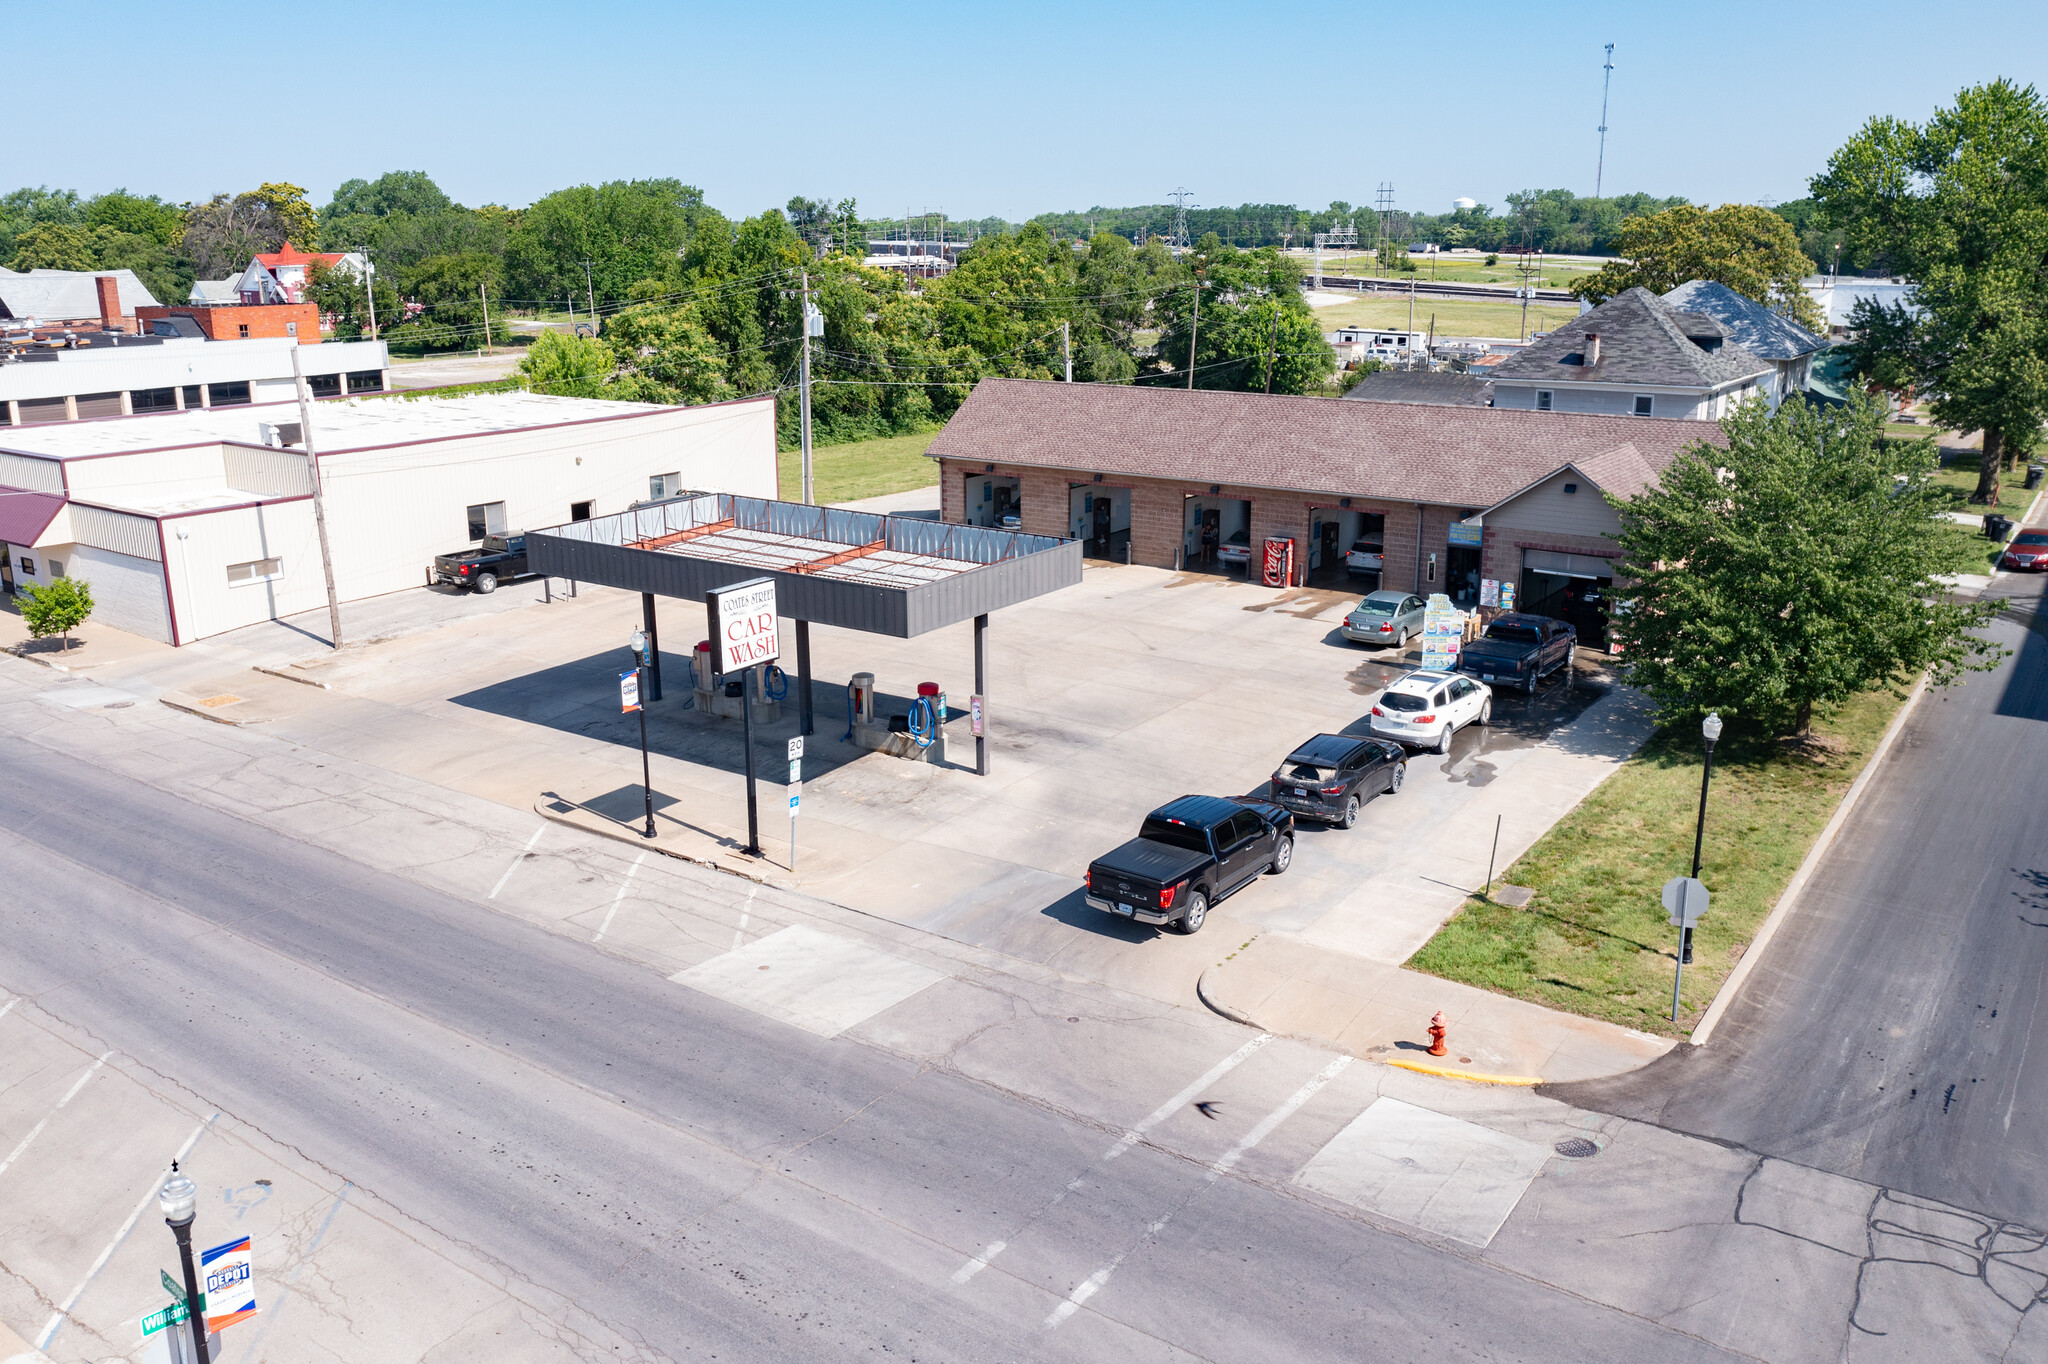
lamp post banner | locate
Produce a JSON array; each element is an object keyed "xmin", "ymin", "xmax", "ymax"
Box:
[
  {"xmin": 708, "ymin": 577, "xmax": 780, "ymax": 676},
  {"xmin": 199, "ymin": 1237, "xmax": 257, "ymax": 1332},
  {"xmin": 619, "ymin": 670, "xmax": 641, "ymax": 713}
]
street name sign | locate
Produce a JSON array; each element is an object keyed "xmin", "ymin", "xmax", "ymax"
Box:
[{"xmin": 142, "ymin": 1301, "xmax": 188, "ymax": 1337}]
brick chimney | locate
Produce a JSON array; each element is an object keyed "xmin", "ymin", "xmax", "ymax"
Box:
[
  {"xmin": 1583, "ymin": 332, "xmax": 1601, "ymax": 367},
  {"xmin": 94, "ymin": 274, "xmax": 122, "ymax": 330}
]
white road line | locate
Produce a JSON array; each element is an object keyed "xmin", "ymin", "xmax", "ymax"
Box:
[
  {"xmin": 488, "ymin": 826, "xmax": 546, "ymax": 899},
  {"xmin": 592, "ymin": 852, "xmax": 646, "ymax": 942},
  {"xmin": 37, "ymin": 1113, "xmax": 215, "ymax": 1351},
  {"xmin": 949, "ymin": 1240, "xmax": 1007, "ymax": 1285},
  {"xmin": 0, "ymin": 1051, "xmax": 111, "ymax": 1181},
  {"xmin": 0, "ymin": 996, "xmax": 17, "ymax": 1023},
  {"xmin": 1103, "ymin": 1032, "xmax": 1272, "ymax": 1160},
  {"xmin": 731, "ymin": 884, "xmax": 758, "ymax": 951},
  {"xmin": 1209, "ymin": 1055, "xmax": 1352, "ymax": 1178},
  {"xmin": 1046, "ymin": 1055, "xmax": 1352, "ymax": 1331}
]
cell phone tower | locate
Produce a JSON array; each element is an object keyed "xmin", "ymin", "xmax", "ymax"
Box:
[{"xmin": 1595, "ymin": 44, "xmax": 1615, "ymax": 197}]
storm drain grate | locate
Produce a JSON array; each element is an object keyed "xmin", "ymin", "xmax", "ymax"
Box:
[{"xmin": 1554, "ymin": 1137, "xmax": 1600, "ymax": 1159}]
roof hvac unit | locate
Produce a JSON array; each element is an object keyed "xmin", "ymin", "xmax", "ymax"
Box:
[{"xmin": 257, "ymin": 421, "xmax": 304, "ymax": 448}]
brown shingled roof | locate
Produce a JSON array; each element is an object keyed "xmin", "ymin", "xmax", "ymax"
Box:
[{"xmin": 928, "ymin": 378, "xmax": 1724, "ymax": 507}]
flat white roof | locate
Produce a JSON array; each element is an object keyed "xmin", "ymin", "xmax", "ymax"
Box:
[{"xmin": 0, "ymin": 392, "xmax": 688, "ymax": 460}]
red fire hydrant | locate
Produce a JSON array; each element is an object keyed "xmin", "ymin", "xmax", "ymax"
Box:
[{"xmin": 1427, "ymin": 1011, "xmax": 1449, "ymax": 1057}]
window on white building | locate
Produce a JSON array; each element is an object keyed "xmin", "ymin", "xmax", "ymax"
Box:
[
  {"xmin": 226, "ymin": 557, "xmax": 284, "ymax": 586},
  {"xmin": 1633, "ymin": 394, "xmax": 1655, "ymax": 417},
  {"xmin": 1535, "ymin": 390, "xmax": 1553, "ymax": 411},
  {"xmin": 649, "ymin": 472, "xmax": 682, "ymax": 501},
  {"xmin": 46, "ymin": 559, "xmax": 64, "ymax": 578},
  {"xmin": 466, "ymin": 501, "xmax": 507, "ymax": 540}
]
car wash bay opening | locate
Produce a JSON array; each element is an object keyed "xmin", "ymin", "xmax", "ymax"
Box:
[{"xmin": 528, "ymin": 492, "xmax": 1082, "ymax": 775}]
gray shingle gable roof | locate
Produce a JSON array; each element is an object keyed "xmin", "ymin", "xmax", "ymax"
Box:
[
  {"xmin": 1341, "ymin": 369, "xmax": 1494, "ymax": 407},
  {"xmin": 0, "ymin": 267, "xmax": 161, "ymax": 320},
  {"xmin": 1490, "ymin": 286, "xmax": 1772, "ymax": 389},
  {"xmin": 1661, "ymin": 278, "xmax": 1825, "ymax": 361}
]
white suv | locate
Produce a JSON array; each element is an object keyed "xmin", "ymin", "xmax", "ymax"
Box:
[{"xmin": 1369, "ymin": 670, "xmax": 1492, "ymax": 754}]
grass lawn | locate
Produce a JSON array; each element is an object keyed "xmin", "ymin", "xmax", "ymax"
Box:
[
  {"xmin": 1409, "ymin": 688, "xmax": 1909, "ymax": 1037},
  {"xmin": 777, "ymin": 428, "xmax": 941, "ymax": 505},
  {"xmin": 1311, "ymin": 294, "xmax": 1582, "ymax": 340},
  {"xmin": 1308, "ymin": 252, "xmax": 1602, "ymax": 289},
  {"xmin": 1924, "ymin": 447, "xmax": 2039, "ymax": 520}
]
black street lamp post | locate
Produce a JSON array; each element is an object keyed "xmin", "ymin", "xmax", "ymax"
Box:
[
  {"xmin": 158, "ymin": 1162, "xmax": 211, "ymax": 1364},
  {"xmin": 1685, "ymin": 712, "xmax": 1724, "ymax": 968},
  {"xmin": 630, "ymin": 629, "xmax": 654, "ymax": 838}
]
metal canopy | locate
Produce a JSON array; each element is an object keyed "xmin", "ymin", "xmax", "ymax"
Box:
[{"xmin": 528, "ymin": 492, "xmax": 1081, "ymax": 636}]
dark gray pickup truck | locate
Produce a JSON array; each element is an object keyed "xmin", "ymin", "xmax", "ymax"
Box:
[
  {"xmin": 1084, "ymin": 795, "xmax": 1295, "ymax": 935},
  {"xmin": 1458, "ymin": 612, "xmax": 1576, "ymax": 693},
  {"xmin": 432, "ymin": 534, "xmax": 530, "ymax": 593}
]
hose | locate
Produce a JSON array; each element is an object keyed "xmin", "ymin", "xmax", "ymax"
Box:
[
  {"xmin": 763, "ymin": 664, "xmax": 789, "ymax": 702},
  {"xmin": 843, "ymin": 686, "xmax": 855, "ymax": 743},
  {"xmin": 907, "ymin": 694, "xmax": 939, "ymax": 749}
]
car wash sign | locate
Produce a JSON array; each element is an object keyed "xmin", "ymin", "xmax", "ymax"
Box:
[{"xmin": 706, "ymin": 577, "xmax": 779, "ymax": 677}]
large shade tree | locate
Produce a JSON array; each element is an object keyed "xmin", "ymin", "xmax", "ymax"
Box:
[
  {"xmin": 1607, "ymin": 394, "xmax": 2001, "ymax": 735},
  {"xmin": 1812, "ymin": 79, "xmax": 2048, "ymax": 503},
  {"xmin": 1569, "ymin": 203, "xmax": 1822, "ymax": 330}
]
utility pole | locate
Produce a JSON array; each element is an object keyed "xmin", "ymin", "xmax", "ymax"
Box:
[
  {"xmin": 798, "ymin": 268, "xmax": 815, "ymax": 501},
  {"xmin": 361, "ymin": 248, "xmax": 378, "ymax": 340},
  {"xmin": 1062, "ymin": 320, "xmax": 1072, "ymax": 382},
  {"xmin": 583, "ymin": 258, "xmax": 596, "ymax": 329},
  {"xmin": 290, "ymin": 344, "xmax": 344, "ymax": 650},
  {"xmin": 478, "ymin": 281, "xmax": 493, "ymax": 355},
  {"xmin": 1596, "ymin": 44, "xmax": 1616, "ymax": 197},
  {"xmin": 1186, "ymin": 279, "xmax": 1201, "ymax": 390},
  {"xmin": 1264, "ymin": 302, "xmax": 1280, "ymax": 394}
]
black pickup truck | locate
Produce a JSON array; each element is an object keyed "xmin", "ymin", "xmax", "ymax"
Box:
[
  {"xmin": 432, "ymin": 534, "xmax": 530, "ymax": 593},
  {"xmin": 1457, "ymin": 612, "xmax": 1576, "ymax": 693},
  {"xmin": 1084, "ymin": 795, "xmax": 1295, "ymax": 935}
]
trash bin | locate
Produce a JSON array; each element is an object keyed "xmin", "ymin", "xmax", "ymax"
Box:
[
  {"xmin": 1984, "ymin": 513, "xmax": 2012, "ymax": 541},
  {"xmin": 2028, "ymin": 463, "xmax": 2045, "ymax": 490}
]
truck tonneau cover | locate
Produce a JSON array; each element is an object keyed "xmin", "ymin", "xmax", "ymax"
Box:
[{"xmin": 1089, "ymin": 837, "xmax": 1209, "ymax": 886}]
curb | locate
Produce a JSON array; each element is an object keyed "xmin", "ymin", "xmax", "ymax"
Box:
[
  {"xmin": 253, "ymin": 665, "xmax": 330, "ymax": 689},
  {"xmin": 1385, "ymin": 1059, "xmax": 1540, "ymax": 1086},
  {"xmin": 531, "ymin": 797, "xmax": 780, "ymax": 886},
  {"xmin": 1194, "ymin": 959, "xmax": 1264, "ymax": 1028},
  {"xmin": 1, "ymin": 643, "xmax": 78, "ymax": 672},
  {"xmin": 1688, "ymin": 672, "xmax": 1929, "ymax": 1046},
  {"xmin": 160, "ymin": 694, "xmax": 259, "ymax": 726}
]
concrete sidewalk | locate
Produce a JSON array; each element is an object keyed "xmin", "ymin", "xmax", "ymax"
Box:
[{"xmin": 1200, "ymin": 934, "xmax": 1672, "ymax": 1084}]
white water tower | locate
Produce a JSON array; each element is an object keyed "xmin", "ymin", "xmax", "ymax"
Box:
[{"xmin": 1453, "ymin": 197, "xmax": 1477, "ymax": 211}]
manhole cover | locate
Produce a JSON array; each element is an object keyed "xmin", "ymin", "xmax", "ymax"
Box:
[{"xmin": 1554, "ymin": 1137, "xmax": 1600, "ymax": 1159}]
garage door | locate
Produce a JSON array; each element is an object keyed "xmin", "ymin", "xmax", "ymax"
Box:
[{"xmin": 1522, "ymin": 549, "xmax": 1615, "ymax": 579}]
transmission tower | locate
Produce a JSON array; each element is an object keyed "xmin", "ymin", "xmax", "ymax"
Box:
[
  {"xmin": 1374, "ymin": 183, "xmax": 1395, "ymax": 277},
  {"xmin": 1168, "ymin": 188, "xmax": 1196, "ymax": 252},
  {"xmin": 1595, "ymin": 44, "xmax": 1615, "ymax": 197}
]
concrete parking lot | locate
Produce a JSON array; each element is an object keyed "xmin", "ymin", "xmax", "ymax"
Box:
[{"xmin": 37, "ymin": 546, "xmax": 1646, "ymax": 1034}]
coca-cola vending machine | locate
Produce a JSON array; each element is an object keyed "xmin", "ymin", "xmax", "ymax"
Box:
[{"xmin": 1261, "ymin": 537, "xmax": 1295, "ymax": 587}]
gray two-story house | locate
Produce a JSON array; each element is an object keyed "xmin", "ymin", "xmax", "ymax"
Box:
[
  {"xmin": 1660, "ymin": 278, "xmax": 1826, "ymax": 407},
  {"xmin": 1490, "ymin": 286, "xmax": 1773, "ymax": 421}
]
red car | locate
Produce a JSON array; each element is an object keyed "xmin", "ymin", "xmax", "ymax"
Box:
[{"xmin": 2001, "ymin": 527, "xmax": 2048, "ymax": 571}]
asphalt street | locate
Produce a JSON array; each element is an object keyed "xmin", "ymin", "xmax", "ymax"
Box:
[
  {"xmin": 0, "ymin": 732, "xmax": 1742, "ymax": 1363},
  {"xmin": 1557, "ymin": 575, "xmax": 2048, "ymax": 1230}
]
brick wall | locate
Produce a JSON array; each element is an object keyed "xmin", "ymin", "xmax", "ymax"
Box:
[
  {"xmin": 135, "ymin": 303, "xmax": 322, "ymax": 343},
  {"xmin": 938, "ymin": 457, "xmax": 1475, "ymax": 588},
  {"xmin": 1479, "ymin": 522, "xmax": 1623, "ymax": 585}
]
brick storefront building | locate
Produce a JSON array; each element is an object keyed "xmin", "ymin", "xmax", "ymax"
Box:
[{"xmin": 927, "ymin": 380, "xmax": 1725, "ymax": 644}]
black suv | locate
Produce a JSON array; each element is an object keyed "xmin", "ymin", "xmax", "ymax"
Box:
[{"xmin": 1267, "ymin": 734, "xmax": 1407, "ymax": 827}]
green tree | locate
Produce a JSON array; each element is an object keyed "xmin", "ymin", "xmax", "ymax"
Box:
[
  {"xmin": 1148, "ymin": 236, "xmax": 1333, "ymax": 392},
  {"xmin": 8, "ymin": 222, "xmax": 99, "ymax": 270},
  {"xmin": 249, "ymin": 182, "xmax": 319, "ymax": 249},
  {"xmin": 85, "ymin": 190, "xmax": 184, "ymax": 245},
  {"xmin": 1569, "ymin": 203, "xmax": 1822, "ymax": 330},
  {"xmin": 503, "ymin": 179, "xmax": 706, "ymax": 307},
  {"xmin": 322, "ymin": 171, "xmax": 454, "ymax": 222},
  {"xmin": 385, "ymin": 252, "xmax": 503, "ymax": 350},
  {"xmin": 1812, "ymin": 79, "xmax": 2048, "ymax": 502},
  {"xmin": 181, "ymin": 192, "xmax": 287, "ymax": 278},
  {"xmin": 1607, "ymin": 395, "xmax": 2001, "ymax": 736},
  {"xmin": 307, "ymin": 259, "xmax": 398, "ymax": 340},
  {"xmin": 601, "ymin": 304, "xmax": 730, "ymax": 404},
  {"xmin": 516, "ymin": 329, "xmax": 614, "ymax": 398},
  {"xmin": 17, "ymin": 575, "xmax": 94, "ymax": 653}
]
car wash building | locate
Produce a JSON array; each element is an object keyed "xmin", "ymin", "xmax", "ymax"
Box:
[{"xmin": 927, "ymin": 378, "xmax": 1724, "ymax": 639}]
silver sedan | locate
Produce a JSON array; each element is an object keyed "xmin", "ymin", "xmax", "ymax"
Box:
[{"xmin": 1340, "ymin": 590, "xmax": 1425, "ymax": 648}]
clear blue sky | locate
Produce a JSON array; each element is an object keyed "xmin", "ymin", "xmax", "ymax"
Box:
[{"xmin": 15, "ymin": 1, "xmax": 2043, "ymax": 220}]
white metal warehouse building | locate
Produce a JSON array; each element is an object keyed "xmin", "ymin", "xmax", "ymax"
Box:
[{"xmin": 0, "ymin": 391, "xmax": 777, "ymax": 644}]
